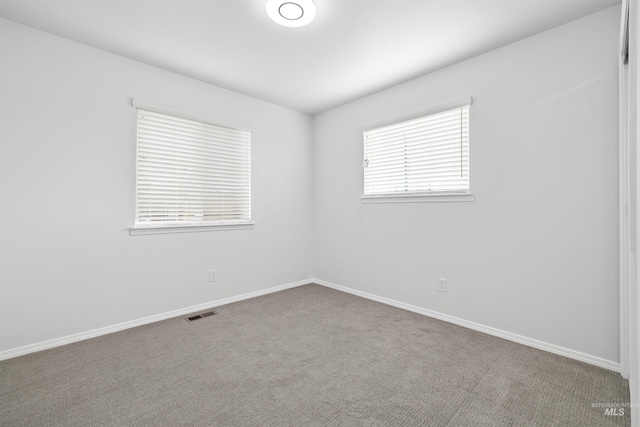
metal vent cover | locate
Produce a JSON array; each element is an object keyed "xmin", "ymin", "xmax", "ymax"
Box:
[{"xmin": 185, "ymin": 311, "xmax": 216, "ymax": 322}]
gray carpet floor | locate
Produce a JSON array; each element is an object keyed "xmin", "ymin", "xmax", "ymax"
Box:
[{"xmin": 0, "ymin": 284, "xmax": 631, "ymax": 426}]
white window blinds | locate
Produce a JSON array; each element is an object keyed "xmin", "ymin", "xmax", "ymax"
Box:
[
  {"xmin": 363, "ymin": 104, "xmax": 470, "ymax": 196},
  {"xmin": 135, "ymin": 108, "xmax": 251, "ymax": 226}
]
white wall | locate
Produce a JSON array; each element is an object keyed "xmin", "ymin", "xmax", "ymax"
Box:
[
  {"xmin": 0, "ymin": 20, "xmax": 314, "ymax": 353},
  {"xmin": 313, "ymin": 6, "xmax": 621, "ymax": 364},
  {"xmin": 628, "ymin": 0, "xmax": 640, "ymax": 422}
]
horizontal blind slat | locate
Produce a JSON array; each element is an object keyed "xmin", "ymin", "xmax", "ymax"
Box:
[
  {"xmin": 364, "ymin": 121, "xmax": 469, "ymax": 145},
  {"xmin": 138, "ymin": 150, "xmax": 249, "ymax": 168},
  {"xmin": 365, "ymin": 135, "xmax": 468, "ymax": 153}
]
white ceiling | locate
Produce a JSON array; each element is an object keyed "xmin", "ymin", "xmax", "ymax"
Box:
[{"xmin": 0, "ymin": 0, "xmax": 620, "ymax": 115}]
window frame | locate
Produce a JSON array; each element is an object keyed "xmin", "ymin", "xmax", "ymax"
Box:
[
  {"xmin": 129, "ymin": 99, "xmax": 254, "ymax": 236},
  {"xmin": 361, "ymin": 98, "xmax": 474, "ymax": 204}
]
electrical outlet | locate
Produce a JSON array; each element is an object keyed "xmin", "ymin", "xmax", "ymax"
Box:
[
  {"xmin": 209, "ymin": 269, "xmax": 218, "ymax": 282},
  {"xmin": 438, "ymin": 278, "xmax": 447, "ymax": 293}
]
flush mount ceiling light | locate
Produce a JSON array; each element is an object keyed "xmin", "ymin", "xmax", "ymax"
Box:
[{"xmin": 266, "ymin": 0, "xmax": 316, "ymax": 27}]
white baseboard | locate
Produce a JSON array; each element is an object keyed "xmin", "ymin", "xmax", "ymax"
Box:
[
  {"xmin": 0, "ymin": 279, "xmax": 311, "ymax": 361},
  {"xmin": 313, "ymin": 278, "xmax": 621, "ymax": 373},
  {"xmin": 1, "ymin": 278, "xmax": 622, "ymax": 373}
]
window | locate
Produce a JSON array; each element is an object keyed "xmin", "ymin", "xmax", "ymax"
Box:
[
  {"xmin": 363, "ymin": 102, "xmax": 472, "ymax": 202},
  {"xmin": 132, "ymin": 105, "xmax": 251, "ymax": 234}
]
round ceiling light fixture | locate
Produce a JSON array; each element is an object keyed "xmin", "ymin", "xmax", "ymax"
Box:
[{"xmin": 266, "ymin": 0, "xmax": 316, "ymax": 27}]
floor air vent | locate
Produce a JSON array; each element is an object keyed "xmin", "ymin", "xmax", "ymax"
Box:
[{"xmin": 185, "ymin": 311, "xmax": 216, "ymax": 322}]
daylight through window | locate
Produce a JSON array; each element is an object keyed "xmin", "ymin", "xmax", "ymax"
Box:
[
  {"xmin": 135, "ymin": 108, "xmax": 251, "ymax": 227},
  {"xmin": 363, "ymin": 104, "xmax": 470, "ymax": 197}
]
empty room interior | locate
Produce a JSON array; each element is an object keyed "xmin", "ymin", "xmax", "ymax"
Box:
[{"xmin": 1, "ymin": 0, "xmax": 640, "ymax": 425}]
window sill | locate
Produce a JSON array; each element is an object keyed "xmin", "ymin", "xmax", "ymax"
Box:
[
  {"xmin": 361, "ymin": 192, "xmax": 475, "ymax": 204},
  {"xmin": 130, "ymin": 222, "xmax": 255, "ymax": 236}
]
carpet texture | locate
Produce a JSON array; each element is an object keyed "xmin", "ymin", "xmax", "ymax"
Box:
[{"xmin": 0, "ymin": 284, "xmax": 631, "ymax": 426}]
